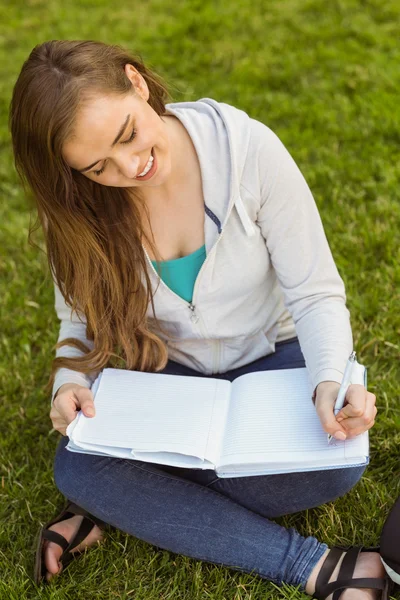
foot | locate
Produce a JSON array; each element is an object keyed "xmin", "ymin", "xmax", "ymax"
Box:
[
  {"xmin": 44, "ymin": 514, "xmax": 103, "ymax": 581},
  {"xmin": 306, "ymin": 548, "xmax": 387, "ymax": 599}
]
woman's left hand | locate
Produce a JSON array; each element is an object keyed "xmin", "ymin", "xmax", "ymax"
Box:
[{"xmin": 314, "ymin": 381, "xmax": 377, "ymax": 441}]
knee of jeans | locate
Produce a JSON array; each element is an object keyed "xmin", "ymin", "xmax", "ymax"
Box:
[{"xmin": 324, "ymin": 465, "xmax": 366, "ymax": 500}]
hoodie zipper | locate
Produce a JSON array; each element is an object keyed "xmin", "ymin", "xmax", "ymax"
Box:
[
  {"xmin": 142, "ymin": 245, "xmax": 208, "ymax": 337},
  {"xmin": 191, "ymin": 229, "xmax": 225, "ymax": 373},
  {"xmin": 188, "ymin": 223, "xmax": 229, "ymax": 373},
  {"xmin": 143, "ymin": 227, "xmax": 228, "ymax": 373}
]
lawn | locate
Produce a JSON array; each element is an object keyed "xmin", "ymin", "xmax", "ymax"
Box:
[{"xmin": 0, "ymin": 0, "xmax": 400, "ymax": 598}]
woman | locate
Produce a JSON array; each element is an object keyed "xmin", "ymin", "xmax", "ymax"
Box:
[{"xmin": 10, "ymin": 40, "xmax": 390, "ymax": 598}]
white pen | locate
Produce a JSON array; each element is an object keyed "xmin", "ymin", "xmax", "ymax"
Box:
[{"xmin": 327, "ymin": 351, "xmax": 357, "ymax": 444}]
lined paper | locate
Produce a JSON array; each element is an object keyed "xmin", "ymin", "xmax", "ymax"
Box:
[
  {"xmin": 68, "ymin": 368, "xmax": 230, "ymax": 462},
  {"xmin": 218, "ymin": 367, "xmax": 368, "ymax": 473}
]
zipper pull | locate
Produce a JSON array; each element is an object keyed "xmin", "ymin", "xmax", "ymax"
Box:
[{"xmin": 188, "ymin": 303, "xmax": 199, "ymax": 324}]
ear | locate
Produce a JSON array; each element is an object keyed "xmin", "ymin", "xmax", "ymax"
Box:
[{"xmin": 124, "ymin": 64, "xmax": 149, "ymax": 101}]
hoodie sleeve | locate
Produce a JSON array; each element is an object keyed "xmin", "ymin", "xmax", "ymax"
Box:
[
  {"xmin": 252, "ymin": 119, "xmax": 352, "ymax": 390},
  {"xmin": 51, "ymin": 282, "xmax": 98, "ymax": 404}
]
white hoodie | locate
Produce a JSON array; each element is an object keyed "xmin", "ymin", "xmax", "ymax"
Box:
[{"xmin": 52, "ymin": 99, "xmax": 352, "ymax": 401}]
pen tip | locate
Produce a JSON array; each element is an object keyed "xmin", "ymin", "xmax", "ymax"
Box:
[{"xmin": 350, "ymin": 351, "xmax": 356, "ymax": 361}]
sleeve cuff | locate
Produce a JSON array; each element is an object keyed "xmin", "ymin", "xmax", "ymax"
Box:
[{"xmin": 312, "ymin": 368, "xmax": 344, "ymax": 391}]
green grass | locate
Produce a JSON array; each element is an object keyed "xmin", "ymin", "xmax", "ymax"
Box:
[{"xmin": 1, "ymin": 0, "xmax": 400, "ymax": 597}]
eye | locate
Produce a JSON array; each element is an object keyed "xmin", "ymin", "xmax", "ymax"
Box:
[
  {"xmin": 121, "ymin": 127, "xmax": 137, "ymax": 145},
  {"xmin": 94, "ymin": 164, "xmax": 106, "ymax": 176}
]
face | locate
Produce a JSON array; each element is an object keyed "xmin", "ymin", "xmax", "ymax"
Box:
[{"xmin": 62, "ymin": 65, "xmax": 172, "ymax": 188}]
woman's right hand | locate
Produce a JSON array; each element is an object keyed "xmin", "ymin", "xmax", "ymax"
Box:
[{"xmin": 50, "ymin": 383, "xmax": 96, "ymax": 436}]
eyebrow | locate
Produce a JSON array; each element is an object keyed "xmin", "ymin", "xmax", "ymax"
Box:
[{"xmin": 77, "ymin": 114, "xmax": 131, "ymax": 173}]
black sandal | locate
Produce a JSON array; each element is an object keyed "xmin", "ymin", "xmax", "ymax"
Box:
[
  {"xmin": 313, "ymin": 547, "xmax": 392, "ymax": 599},
  {"xmin": 34, "ymin": 501, "xmax": 106, "ymax": 584}
]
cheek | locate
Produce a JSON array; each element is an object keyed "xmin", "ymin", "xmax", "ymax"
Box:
[{"xmin": 143, "ymin": 119, "xmax": 165, "ymax": 146}]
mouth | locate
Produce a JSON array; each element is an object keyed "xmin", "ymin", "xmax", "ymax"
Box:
[{"xmin": 134, "ymin": 148, "xmax": 157, "ymax": 181}]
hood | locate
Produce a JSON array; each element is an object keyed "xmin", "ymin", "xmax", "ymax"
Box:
[{"xmin": 165, "ymin": 98, "xmax": 257, "ymax": 248}]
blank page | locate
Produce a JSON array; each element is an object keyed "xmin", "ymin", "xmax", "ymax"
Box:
[
  {"xmin": 67, "ymin": 368, "xmax": 231, "ymax": 462},
  {"xmin": 219, "ymin": 367, "xmax": 368, "ymax": 471}
]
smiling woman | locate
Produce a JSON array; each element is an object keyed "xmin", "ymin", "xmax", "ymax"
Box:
[
  {"xmin": 9, "ymin": 40, "xmax": 390, "ymax": 598},
  {"xmin": 9, "ymin": 41, "xmax": 172, "ymax": 380}
]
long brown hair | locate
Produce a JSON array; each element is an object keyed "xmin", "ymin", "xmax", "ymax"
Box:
[{"xmin": 9, "ymin": 40, "xmax": 170, "ymax": 392}]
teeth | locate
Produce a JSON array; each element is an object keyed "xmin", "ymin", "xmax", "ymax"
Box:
[{"xmin": 137, "ymin": 154, "xmax": 154, "ymax": 177}]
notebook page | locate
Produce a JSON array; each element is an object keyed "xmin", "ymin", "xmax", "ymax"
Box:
[
  {"xmin": 67, "ymin": 440, "xmax": 134, "ymax": 459},
  {"xmin": 67, "ymin": 368, "xmax": 230, "ymax": 462},
  {"xmin": 67, "ymin": 439, "xmax": 212, "ymax": 468},
  {"xmin": 218, "ymin": 367, "xmax": 368, "ymax": 471}
]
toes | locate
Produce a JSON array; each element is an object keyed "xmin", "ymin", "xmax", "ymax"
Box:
[
  {"xmin": 44, "ymin": 540, "xmax": 63, "ymax": 576},
  {"xmin": 45, "ymin": 563, "xmax": 62, "ymax": 582}
]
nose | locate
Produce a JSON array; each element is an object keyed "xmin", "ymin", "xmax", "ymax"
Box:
[{"xmin": 116, "ymin": 152, "xmax": 141, "ymax": 179}]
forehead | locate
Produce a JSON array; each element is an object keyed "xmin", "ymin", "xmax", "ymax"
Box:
[{"xmin": 62, "ymin": 92, "xmax": 139, "ymax": 168}]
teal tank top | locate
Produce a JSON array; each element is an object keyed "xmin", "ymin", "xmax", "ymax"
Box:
[{"xmin": 151, "ymin": 245, "xmax": 206, "ymax": 302}]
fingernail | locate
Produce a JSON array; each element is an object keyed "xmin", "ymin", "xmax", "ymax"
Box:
[
  {"xmin": 86, "ymin": 408, "xmax": 94, "ymax": 416},
  {"xmin": 334, "ymin": 431, "xmax": 346, "ymax": 441}
]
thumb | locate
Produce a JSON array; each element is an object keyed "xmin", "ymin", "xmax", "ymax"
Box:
[{"xmin": 75, "ymin": 387, "xmax": 96, "ymax": 417}]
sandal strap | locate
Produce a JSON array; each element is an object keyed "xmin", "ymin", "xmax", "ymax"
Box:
[
  {"xmin": 337, "ymin": 546, "xmax": 360, "ymax": 580},
  {"xmin": 314, "ymin": 546, "xmax": 390, "ymax": 600},
  {"xmin": 332, "ymin": 546, "xmax": 360, "ymax": 600},
  {"xmin": 70, "ymin": 514, "xmax": 96, "ymax": 552},
  {"xmin": 330, "ymin": 577, "xmax": 388, "ymax": 600},
  {"xmin": 315, "ymin": 547, "xmax": 344, "ymax": 598},
  {"xmin": 59, "ymin": 515, "xmax": 97, "ymax": 562},
  {"xmin": 42, "ymin": 528, "xmax": 69, "ymax": 551}
]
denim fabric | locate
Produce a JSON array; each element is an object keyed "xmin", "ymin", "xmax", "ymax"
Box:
[{"xmin": 53, "ymin": 338, "xmax": 365, "ymax": 588}]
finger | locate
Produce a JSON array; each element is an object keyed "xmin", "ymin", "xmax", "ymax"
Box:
[
  {"xmin": 339, "ymin": 398, "xmax": 377, "ymax": 436},
  {"xmin": 315, "ymin": 403, "xmax": 347, "ymax": 440},
  {"xmin": 50, "ymin": 416, "xmax": 68, "ymax": 436},
  {"xmin": 337, "ymin": 392, "xmax": 377, "ymax": 426},
  {"xmin": 336, "ymin": 384, "xmax": 367, "ymax": 420},
  {"xmin": 342, "ymin": 415, "xmax": 376, "ymax": 438},
  {"xmin": 52, "ymin": 424, "xmax": 68, "ymax": 436},
  {"xmin": 76, "ymin": 387, "xmax": 96, "ymax": 417}
]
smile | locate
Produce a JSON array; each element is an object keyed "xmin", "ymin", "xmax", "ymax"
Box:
[{"xmin": 134, "ymin": 149, "xmax": 157, "ymax": 180}]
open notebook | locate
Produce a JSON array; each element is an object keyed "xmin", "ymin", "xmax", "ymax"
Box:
[{"xmin": 66, "ymin": 365, "xmax": 369, "ymax": 477}]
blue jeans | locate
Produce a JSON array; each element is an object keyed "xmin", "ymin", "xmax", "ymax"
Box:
[{"xmin": 54, "ymin": 338, "xmax": 365, "ymax": 589}]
